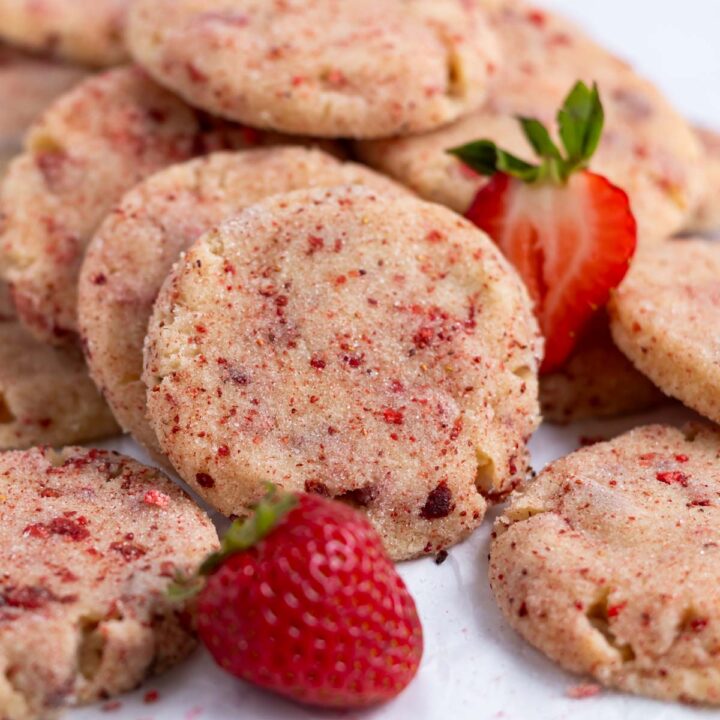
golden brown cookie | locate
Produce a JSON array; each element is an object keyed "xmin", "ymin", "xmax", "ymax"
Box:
[
  {"xmin": 610, "ymin": 238, "xmax": 720, "ymax": 424},
  {"xmin": 0, "ymin": 44, "xmax": 86, "ymax": 174},
  {"xmin": 0, "ymin": 66, "xmax": 308, "ymax": 344},
  {"xmin": 79, "ymin": 147, "xmax": 409, "ymax": 458},
  {"xmin": 0, "ymin": 281, "xmax": 119, "ymax": 449},
  {"xmin": 0, "ymin": 0, "xmax": 129, "ymax": 67},
  {"xmin": 144, "ymin": 186, "xmax": 541, "ymax": 560},
  {"xmin": 127, "ymin": 0, "xmax": 501, "ymax": 138},
  {"xmin": 356, "ymin": 0, "xmax": 702, "ymax": 242},
  {"xmin": 491, "ymin": 424, "xmax": 720, "ymax": 704},
  {"xmin": 684, "ymin": 127, "xmax": 720, "ymax": 234},
  {"xmin": 0, "ymin": 446, "xmax": 218, "ymax": 720}
]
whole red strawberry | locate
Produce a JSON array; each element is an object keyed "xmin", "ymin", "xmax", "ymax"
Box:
[
  {"xmin": 449, "ymin": 81, "xmax": 637, "ymax": 373},
  {"xmin": 193, "ymin": 490, "xmax": 423, "ymax": 708}
]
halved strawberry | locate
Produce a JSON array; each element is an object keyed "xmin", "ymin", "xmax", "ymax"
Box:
[{"xmin": 449, "ymin": 82, "xmax": 637, "ymax": 373}]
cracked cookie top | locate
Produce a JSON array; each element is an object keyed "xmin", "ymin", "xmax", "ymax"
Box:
[
  {"xmin": 0, "ymin": 446, "xmax": 218, "ymax": 720},
  {"xmin": 79, "ymin": 147, "xmax": 408, "ymax": 458},
  {"xmin": 127, "ymin": 0, "xmax": 501, "ymax": 138},
  {"xmin": 490, "ymin": 424, "xmax": 720, "ymax": 704},
  {"xmin": 143, "ymin": 185, "xmax": 540, "ymax": 561}
]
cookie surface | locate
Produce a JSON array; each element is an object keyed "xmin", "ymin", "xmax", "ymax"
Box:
[
  {"xmin": 0, "ymin": 66, "xmax": 298, "ymax": 344},
  {"xmin": 0, "ymin": 446, "xmax": 218, "ymax": 720},
  {"xmin": 80, "ymin": 148, "xmax": 409, "ymax": 458},
  {"xmin": 144, "ymin": 186, "xmax": 541, "ymax": 560},
  {"xmin": 540, "ymin": 313, "xmax": 663, "ymax": 423},
  {"xmin": 609, "ymin": 239, "xmax": 720, "ymax": 424},
  {"xmin": 0, "ymin": 282, "xmax": 119, "ymax": 449},
  {"xmin": 684, "ymin": 127, "xmax": 720, "ymax": 233},
  {"xmin": 0, "ymin": 0, "xmax": 129, "ymax": 67},
  {"xmin": 127, "ymin": 0, "xmax": 500, "ymax": 139},
  {"xmin": 490, "ymin": 424, "xmax": 720, "ymax": 703},
  {"xmin": 0, "ymin": 44, "xmax": 86, "ymax": 174},
  {"xmin": 356, "ymin": 0, "xmax": 702, "ymax": 241}
]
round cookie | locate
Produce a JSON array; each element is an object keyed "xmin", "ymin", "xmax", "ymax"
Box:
[
  {"xmin": 0, "ymin": 44, "xmax": 86, "ymax": 174},
  {"xmin": 126, "ymin": 0, "xmax": 500, "ymax": 139},
  {"xmin": 0, "ymin": 65, "xmax": 303, "ymax": 344},
  {"xmin": 0, "ymin": 0, "xmax": 129, "ymax": 67},
  {"xmin": 540, "ymin": 313, "xmax": 664, "ymax": 423},
  {"xmin": 609, "ymin": 238, "xmax": 720, "ymax": 424},
  {"xmin": 684, "ymin": 127, "xmax": 720, "ymax": 234},
  {"xmin": 356, "ymin": 0, "xmax": 703, "ymax": 242},
  {"xmin": 0, "ymin": 282, "xmax": 119, "ymax": 449},
  {"xmin": 79, "ymin": 147, "xmax": 409, "ymax": 458},
  {"xmin": 143, "ymin": 185, "xmax": 541, "ymax": 561},
  {"xmin": 490, "ymin": 423, "xmax": 720, "ymax": 703},
  {"xmin": 0, "ymin": 446, "xmax": 218, "ymax": 720}
]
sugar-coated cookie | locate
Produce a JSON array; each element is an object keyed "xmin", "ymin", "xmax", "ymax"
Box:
[
  {"xmin": 144, "ymin": 186, "xmax": 541, "ymax": 560},
  {"xmin": 0, "ymin": 0, "xmax": 129, "ymax": 67},
  {"xmin": 0, "ymin": 446, "xmax": 218, "ymax": 720},
  {"xmin": 79, "ymin": 147, "xmax": 409, "ymax": 457},
  {"xmin": 610, "ymin": 238, "xmax": 720, "ymax": 424},
  {"xmin": 684, "ymin": 127, "xmax": 720, "ymax": 234},
  {"xmin": 0, "ymin": 282, "xmax": 119, "ymax": 449},
  {"xmin": 127, "ymin": 0, "xmax": 501, "ymax": 139},
  {"xmin": 540, "ymin": 313, "xmax": 664, "ymax": 423},
  {"xmin": 356, "ymin": 0, "xmax": 702, "ymax": 242},
  {"xmin": 491, "ymin": 424, "xmax": 720, "ymax": 703},
  {"xmin": 0, "ymin": 66, "xmax": 304, "ymax": 344},
  {"xmin": 0, "ymin": 44, "xmax": 86, "ymax": 174}
]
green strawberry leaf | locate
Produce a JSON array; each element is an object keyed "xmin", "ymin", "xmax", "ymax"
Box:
[
  {"xmin": 200, "ymin": 486, "xmax": 298, "ymax": 576},
  {"xmin": 167, "ymin": 486, "xmax": 298, "ymax": 600},
  {"xmin": 447, "ymin": 80, "xmax": 606, "ymax": 186},
  {"xmin": 557, "ymin": 81, "xmax": 604, "ymax": 168},
  {"xmin": 448, "ymin": 140, "xmax": 541, "ymax": 182},
  {"xmin": 518, "ymin": 117, "xmax": 562, "ymax": 161},
  {"xmin": 167, "ymin": 571, "xmax": 206, "ymax": 602}
]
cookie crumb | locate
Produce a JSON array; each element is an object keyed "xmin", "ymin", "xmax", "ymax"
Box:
[
  {"xmin": 566, "ymin": 683, "xmax": 601, "ymax": 699},
  {"xmin": 144, "ymin": 689, "xmax": 160, "ymax": 703},
  {"xmin": 143, "ymin": 489, "xmax": 171, "ymax": 509}
]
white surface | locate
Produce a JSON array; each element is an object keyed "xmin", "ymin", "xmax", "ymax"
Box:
[
  {"xmin": 70, "ymin": 3, "xmax": 720, "ymax": 720},
  {"xmin": 73, "ymin": 405, "xmax": 711, "ymax": 720}
]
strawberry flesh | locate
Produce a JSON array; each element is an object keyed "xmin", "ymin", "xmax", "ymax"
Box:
[{"xmin": 467, "ymin": 170, "xmax": 636, "ymax": 372}]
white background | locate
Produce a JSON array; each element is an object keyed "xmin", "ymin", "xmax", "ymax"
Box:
[{"xmin": 72, "ymin": 3, "xmax": 720, "ymax": 719}]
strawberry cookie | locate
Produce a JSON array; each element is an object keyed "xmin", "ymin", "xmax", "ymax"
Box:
[
  {"xmin": 0, "ymin": 282, "xmax": 119, "ymax": 449},
  {"xmin": 144, "ymin": 186, "xmax": 541, "ymax": 560},
  {"xmin": 0, "ymin": 0, "xmax": 129, "ymax": 67},
  {"xmin": 126, "ymin": 0, "xmax": 500, "ymax": 139},
  {"xmin": 610, "ymin": 238, "xmax": 720, "ymax": 424},
  {"xmin": 0, "ymin": 66, "xmax": 302, "ymax": 344},
  {"xmin": 0, "ymin": 44, "xmax": 86, "ymax": 175},
  {"xmin": 540, "ymin": 313, "xmax": 663, "ymax": 423},
  {"xmin": 684, "ymin": 127, "xmax": 720, "ymax": 234},
  {"xmin": 0, "ymin": 446, "xmax": 218, "ymax": 720},
  {"xmin": 79, "ymin": 147, "xmax": 409, "ymax": 457},
  {"xmin": 491, "ymin": 424, "xmax": 720, "ymax": 703},
  {"xmin": 356, "ymin": 0, "xmax": 702, "ymax": 241}
]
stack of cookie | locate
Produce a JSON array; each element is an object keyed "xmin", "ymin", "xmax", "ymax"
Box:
[{"xmin": 1, "ymin": 0, "xmax": 720, "ymax": 716}]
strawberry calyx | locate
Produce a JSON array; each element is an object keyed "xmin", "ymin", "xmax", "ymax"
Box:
[
  {"xmin": 201, "ymin": 486, "xmax": 297, "ymax": 575},
  {"xmin": 446, "ymin": 81, "xmax": 637, "ymax": 373},
  {"xmin": 168, "ymin": 485, "xmax": 297, "ymax": 600},
  {"xmin": 448, "ymin": 81, "xmax": 605, "ymax": 186}
]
